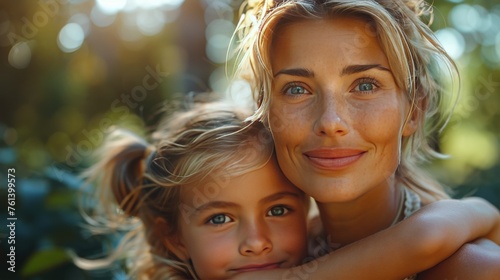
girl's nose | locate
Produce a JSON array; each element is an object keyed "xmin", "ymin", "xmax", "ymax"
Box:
[{"xmin": 238, "ymin": 220, "xmax": 273, "ymax": 256}]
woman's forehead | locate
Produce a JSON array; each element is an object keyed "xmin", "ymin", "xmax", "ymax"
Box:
[{"xmin": 270, "ymin": 18, "xmax": 390, "ymax": 72}]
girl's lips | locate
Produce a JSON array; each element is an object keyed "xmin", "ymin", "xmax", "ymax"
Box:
[
  {"xmin": 304, "ymin": 149, "xmax": 365, "ymax": 170},
  {"xmin": 232, "ymin": 262, "xmax": 281, "ymax": 272}
]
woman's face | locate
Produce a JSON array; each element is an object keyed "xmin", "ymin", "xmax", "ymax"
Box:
[{"xmin": 269, "ymin": 17, "xmax": 417, "ymax": 203}]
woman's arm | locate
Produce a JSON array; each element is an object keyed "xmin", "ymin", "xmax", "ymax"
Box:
[
  {"xmin": 231, "ymin": 197, "xmax": 500, "ymax": 280},
  {"xmin": 418, "ymin": 238, "xmax": 500, "ymax": 280}
]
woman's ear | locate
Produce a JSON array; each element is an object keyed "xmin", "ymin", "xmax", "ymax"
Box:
[
  {"xmin": 154, "ymin": 217, "xmax": 189, "ymax": 261},
  {"xmin": 402, "ymin": 100, "xmax": 423, "ymax": 137}
]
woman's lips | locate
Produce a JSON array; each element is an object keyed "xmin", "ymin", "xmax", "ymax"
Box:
[
  {"xmin": 304, "ymin": 149, "xmax": 365, "ymax": 170},
  {"xmin": 232, "ymin": 262, "xmax": 281, "ymax": 272}
]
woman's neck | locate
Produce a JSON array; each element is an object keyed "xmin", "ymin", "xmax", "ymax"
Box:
[{"xmin": 316, "ymin": 182, "xmax": 402, "ymax": 248}]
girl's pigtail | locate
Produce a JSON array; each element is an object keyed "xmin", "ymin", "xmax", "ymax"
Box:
[
  {"xmin": 74, "ymin": 129, "xmax": 156, "ymax": 274},
  {"xmin": 77, "ymin": 127, "xmax": 198, "ymax": 279},
  {"xmin": 83, "ymin": 129, "xmax": 152, "ymax": 219},
  {"xmin": 107, "ymin": 138, "xmax": 151, "ymax": 217}
]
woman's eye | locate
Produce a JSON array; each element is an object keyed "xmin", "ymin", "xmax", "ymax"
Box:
[
  {"xmin": 353, "ymin": 79, "xmax": 379, "ymax": 93},
  {"xmin": 284, "ymin": 84, "xmax": 310, "ymax": 95},
  {"xmin": 208, "ymin": 214, "xmax": 231, "ymax": 225},
  {"xmin": 267, "ymin": 206, "xmax": 289, "ymax": 217},
  {"xmin": 357, "ymin": 82, "xmax": 374, "ymax": 91}
]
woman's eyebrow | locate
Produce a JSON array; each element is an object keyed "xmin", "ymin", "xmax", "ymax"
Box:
[
  {"xmin": 273, "ymin": 68, "xmax": 314, "ymax": 78},
  {"xmin": 273, "ymin": 64, "xmax": 391, "ymax": 78},
  {"xmin": 341, "ymin": 64, "xmax": 391, "ymax": 76}
]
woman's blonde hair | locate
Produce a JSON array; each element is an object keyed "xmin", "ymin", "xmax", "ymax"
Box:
[
  {"xmin": 74, "ymin": 100, "xmax": 275, "ymax": 279},
  {"xmin": 234, "ymin": 0, "xmax": 460, "ymax": 204}
]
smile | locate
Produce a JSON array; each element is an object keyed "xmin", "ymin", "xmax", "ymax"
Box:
[
  {"xmin": 304, "ymin": 149, "xmax": 365, "ymax": 170},
  {"xmin": 232, "ymin": 262, "xmax": 282, "ymax": 272}
]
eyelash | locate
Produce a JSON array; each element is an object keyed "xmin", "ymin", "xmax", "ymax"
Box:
[
  {"xmin": 281, "ymin": 82, "xmax": 311, "ymax": 97},
  {"xmin": 206, "ymin": 214, "xmax": 232, "ymax": 226},
  {"xmin": 352, "ymin": 77, "xmax": 380, "ymax": 94},
  {"xmin": 280, "ymin": 77, "xmax": 381, "ymax": 96},
  {"xmin": 204, "ymin": 205, "xmax": 294, "ymax": 225},
  {"xmin": 267, "ymin": 205, "xmax": 292, "ymax": 217}
]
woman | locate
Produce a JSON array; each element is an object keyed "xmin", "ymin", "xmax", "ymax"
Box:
[{"xmin": 234, "ymin": 0, "xmax": 500, "ymax": 278}]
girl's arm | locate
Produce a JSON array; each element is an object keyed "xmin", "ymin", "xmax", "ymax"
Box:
[{"xmin": 231, "ymin": 197, "xmax": 500, "ymax": 280}]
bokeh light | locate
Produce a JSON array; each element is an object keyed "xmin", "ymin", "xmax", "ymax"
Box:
[
  {"xmin": 96, "ymin": 0, "xmax": 184, "ymax": 14},
  {"xmin": 441, "ymin": 126, "xmax": 498, "ymax": 183},
  {"xmin": 450, "ymin": 4, "xmax": 481, "ymax": 33},
  {"xmin": 204, "ymin": 1, "xmax": 234, "ymax": 24},
  {"xmin": 95, "ymin": 0, "xmax": 127, "ymax": 15},
  {"xmin": 90, "ymin": 6, "xmax": 117, "ymax": 27},
  {"xmin": 435, "ymin": 28, "xmax": 465, "ymax": 59},
  {"xmin": 205, "ymin": 19, "xmax": 234, "ymax": 63},
  {"xmin": 68, "ymin": 13, "xmax": 91, "ymax": 36},
  {"xmin": 440, "ymin": 3, "xmax": 500, "ymax": 68},
  {"xmin": 8, "ymin": 41, "xmax": 32, "ymax": 69},
  {"xmin": 119, "ymin": 13, "xmax": 143, "ymax": 42},
  {"xmin": 225, "ymin": 78, "xmax": 254, "ymax": 108},
  {"xmin": 136, "ymin": 9, "xmax": 166, "ymax": 36},
  {"xmin": 57, "ymin": 23, "xmax": 85, "ymax": 53}
]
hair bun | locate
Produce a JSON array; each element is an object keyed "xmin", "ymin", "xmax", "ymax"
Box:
[{"xmin": 402, "ymin": 0, "xmax": 433, "ymax": 19}]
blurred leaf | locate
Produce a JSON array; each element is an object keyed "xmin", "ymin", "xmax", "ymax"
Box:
[
  {"xmin": 21, "ymin": 248, "xmax": 71, "ymax": 277},
  {"xmin": 0, "ymin": 147, "xmax": 16, "ymax": 164},
  {"xmin": 44, "ymin": 165, "xmax": 84, "ymax": 190},
  {"xmin": 45, "ymin": 189, "xmax": 76, "ymax": 209}
]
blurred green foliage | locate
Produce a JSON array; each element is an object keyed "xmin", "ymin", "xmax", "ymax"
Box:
[{"xmin": 0, "ymin": 0, "xmax": 499, "ymax": 279}]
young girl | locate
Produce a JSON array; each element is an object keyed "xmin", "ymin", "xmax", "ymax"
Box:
[
  {"xmin": 76, "ymin": 101, "xmax": 309, "ymax": 279},
  {"xmin": 75, "ymin": 99, "xmax": 500, "ymax": 279}
]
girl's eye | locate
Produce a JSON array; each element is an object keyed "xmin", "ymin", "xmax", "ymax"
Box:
[
  {"xmin": 353, "ymin": 78, "xmax": 379, "ymax": 93},
  {"xmin": 267, "ymin": 206, "xmax": 290, "ymax": 217},
  {"xmin": 283, "ymin": 83, "xmax": 310, "ymax": 96},
  {"xmin": 208, "ymin": 214, "xmax": 231, "ymax": 225}
]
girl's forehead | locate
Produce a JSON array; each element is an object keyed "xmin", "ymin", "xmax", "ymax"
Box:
[{"xmin": 178, "ymin": 156, "xmax": 303, "ymax": 208}]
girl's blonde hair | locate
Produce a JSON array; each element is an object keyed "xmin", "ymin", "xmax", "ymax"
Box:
[
  {"xmin": 75, "ymin": 100, "xmax": 275, "ymax": 279},
  {"xmin": 234, "ymin": 0, "xmax": 460, "ymax": 204}
]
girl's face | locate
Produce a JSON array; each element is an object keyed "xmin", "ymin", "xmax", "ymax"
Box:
[
  {"xmin": 268, "ymin": 17, "xmax": 417, "ymax": 203},
  {"xmin": 175, "ymin": 157, "xmax": 308, "ymax": 279}
]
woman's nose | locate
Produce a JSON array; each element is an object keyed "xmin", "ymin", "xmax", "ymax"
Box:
[
  {"xmin": 313, "ymin": 94, "xmax": 349, "ymax": 137},
  {"xmin": 238, "ymin": 220, "xmax": 273, "ymax": 256}
]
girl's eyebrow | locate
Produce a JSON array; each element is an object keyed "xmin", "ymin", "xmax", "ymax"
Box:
[
  {"xmin": 260, "ymin": 191, "xmax": 302, "ymax": 204},
  {"xmin": 193, "ymin": 191, "xmax": 301, "ymax": 213},
  {"xmin": 195, "ymin": 201, "xmax": 238, "ymax": 213}
]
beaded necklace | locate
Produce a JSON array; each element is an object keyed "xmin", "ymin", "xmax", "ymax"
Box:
[
  {"xmin": 308, "ymin": 186, "xmax": 422, "ymax": 280},
  {"xmin": 400, "ymin": 186, "xmax": 422, "ymax": 280},
  {"xmin": 391, "ymin": 186, "xmax": 422, "ymax": 226}
]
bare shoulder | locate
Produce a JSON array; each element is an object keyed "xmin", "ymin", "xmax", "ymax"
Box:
[{"xmin": 418, "ymin": 238, "xmax": 500, "ymax": 280}]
